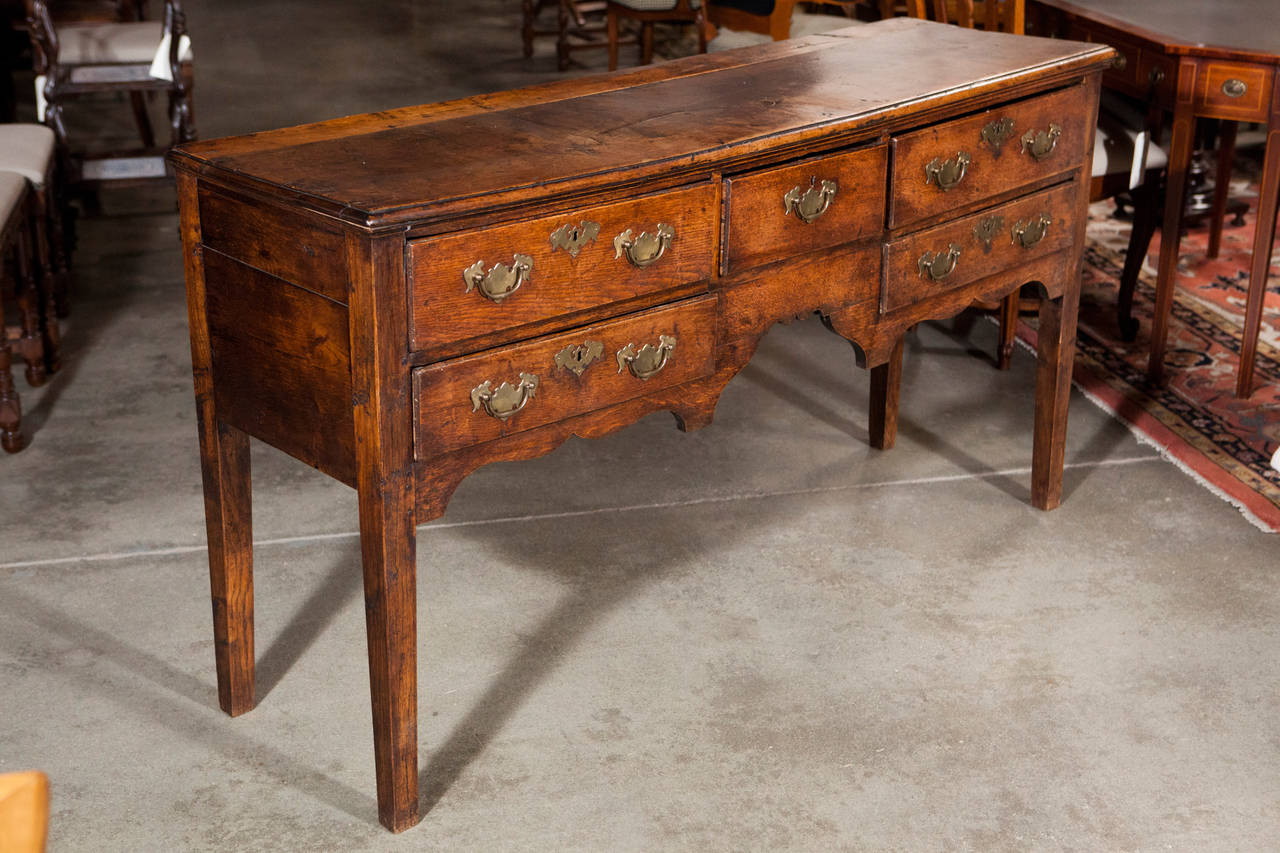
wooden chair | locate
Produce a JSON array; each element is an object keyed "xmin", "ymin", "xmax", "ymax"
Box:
[
  {"xmin": 703, "ymin": 0, "xmax": 801, "ymax": 41},
  {"xmin": 606, "ymin": 0, "xmax": 708, "ymax": 71},
  {"xmin": 0, "ymin": 771, "xmax": 50, "ymax": 851},
  {"xmin": 23, "ymin": 0, "xmax": 194, "ymax": 188},
  {"xmin": 523, "ymin": 0, "xmax": 621, "ymax": 71},
  {"xmin": 0, "ymin": 123, "xmax": 72, "ymax": 318}
]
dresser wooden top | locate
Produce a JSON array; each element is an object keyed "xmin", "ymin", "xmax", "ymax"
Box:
[{"xmin": 170, "ymin": 18, "xmax": 1112, "ymax": 228}]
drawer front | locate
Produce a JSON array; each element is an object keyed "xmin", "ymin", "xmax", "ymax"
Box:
[
  {"xmin": 890, "ymin": 86, "xmax": 1090, "ymax": 229},
  {"xmin": 723, "ymin": 144, "xmax": 887, "ymax": 274},
  {"xmin": 883, "ymin": 181, "xmax": 1079, "ymax": 314},
  {"xmin": 408, "ymin": 183, "xmax": 717, "ymax": 353},
  {"xmin": 1195, "ymin": 63, "xmax": 1273, "ymax": 121},
  {"xmin": 414, "ymin": 295, "xmax": 717, "ymax": 459}
]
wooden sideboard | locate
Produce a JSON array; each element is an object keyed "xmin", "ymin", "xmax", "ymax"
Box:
[{"xmin": 170, "ymin": 18, "xmax": 1113, "ymax": 832}]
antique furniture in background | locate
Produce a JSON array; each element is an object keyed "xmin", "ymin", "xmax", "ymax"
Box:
[
  {"xmin": 1, "ymin": 170, "xmax": 32, "ymax": 452},
  {"xmin": 523, "ymin": 0, "xmax": 617, "ymax": 71},
  {"xmin": 23, "ymin": 0, "xmax": 194, "ymax": 188},
  {"xmin": 171, "ymin": 19, "xmax": 1112, "ymax": 831},
  {"xmin": 1031, "ymin": 0, "xmax": 1280, "ymax": 398},
  {"xmin": 703, "ymin": 0, "xmax": 799, "ymax": 40},
  {"xmin": 606, "ymin": 0, "xmax": 706, "ymax": 71},
  {"xmin": 0, "ymin": 123, "xmax": 71, "ymax": 317}
]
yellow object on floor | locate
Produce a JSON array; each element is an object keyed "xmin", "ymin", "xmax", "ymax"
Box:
[{"xmin": 0, "ymin": 772, "xmax": 49, "ymax": 853}]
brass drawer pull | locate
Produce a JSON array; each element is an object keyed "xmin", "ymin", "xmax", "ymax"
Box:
[
  {"xmin": 1020, "ymin": 124, "xmax": 1062, "ymax": 161},
  {"xmin": 617, "ymin": 334, "xmax": 676, "ymax": 380},
  {"xmin": 549, "ymin": 220, "xmax": 600, "ymax": 258},
  {"xmin": 918, "ymin": 244, "xmax": 961, "ymax": 281},
  {"xmin": 614, "ymin": 224, "xmax": 675, "ymax": 268},
  {"xmin": 1222, "ymin": 78, "xmax": 1247, "ymax": 98},
  {"xmin": 783, "ymin": 178, "xmax": 838, "ymax": 223},
  {"xmin": 973, "ymin": 214, "xmax": 1005, "ymax": 253},
  {"xmin": 553, "ymin": 340, "xmax": 604, "ymax": 377},
  {"xmin": 463, "ymin": 254, "xmax": 532, "ymax": 303},
  {"xmin": 470, "ymin": 373, "xmax": 538, "ymax": 421},
  {"xmin": 924, "ymin": 152, "xmax": 971, "ymax": 191},
  {"xmin": 1149, "ymin": 67, "xmax": 1166, "ymax": 86},
  {"xmin": 1112, "ymin": 53, "xmax": 1128, "ymax": 71},
  {"xmin": 980, "ymin": 118, "xmax": 1016, "ymax": 156},
  {"xmin": 1012, "ymin": 214, "xmax": 1052, "ymax": 249}
]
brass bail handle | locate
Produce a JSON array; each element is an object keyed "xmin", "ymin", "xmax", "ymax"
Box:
[
  {"xmin": 1012, "ymin": 214, "xmax": 1052, "ymax": 249},
  {"xmin": 1020, "ymin": 124, "xmax": 1061, "ymax": 161},
  {"xmin": 617, "ymin": 334, "xmax": 677, "ymax": 380},
  {"xmin": 463, "ymin": 254, "xmax": 533, "ymax": 303},
  {"xmin": 614, "ymin": 223, "xmax": 675, "ymax": 268},
  {"xmin": 925, "ymin": 152, "xmax": 971, "ymax": 191},
  {"xmin": 470, "ymin": 373, "xmax": 539, "ymax": 421},
  {"xmin": 918, "ymin": 244, "xmax": 961, "ymax": 281},
  {"xmin": 783, "ymin": 178, "xmax": 838, "ymax": 223}
]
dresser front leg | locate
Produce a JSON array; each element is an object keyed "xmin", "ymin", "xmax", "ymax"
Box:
[
  {"xmin": 199, "ymin": 418, "xmax": 255, "ymax": 716},
  {"xmin": 868, "ymin": 335, "xmax": 904, "ymax": 450},
  {"xmin": 1031, "ymin": 292, "xmax": 1077, "ymax": 510},
  {"xmin": 358, "ymin": 478, "xmax": 419, "ymax": 832}
]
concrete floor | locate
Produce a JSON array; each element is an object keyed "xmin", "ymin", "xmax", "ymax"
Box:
[{"xmin": 2, "ymin": 1, "xmax": 1278, "ymax": 849}]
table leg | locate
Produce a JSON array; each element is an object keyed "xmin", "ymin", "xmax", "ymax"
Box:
[
  {"xmin": 1207, "ymin": 121, "xmax": 1237, "ymax": 260},
  {"xmin": 1147, "ymin": 62, "xmax": 1199, "ymax": 385},
  {"xmin": 868, "ymin": 335, "xmax": 903, "ymax": 450},
  {"xmin": 199, "ymin": 419, "xmax": 256, "ymax": 716},
  {"xmin": 1031, "ymin": 289, "xmax": 1078, "ymax": 511},
  {"xmin": 1235, "ymin": 98, "xmax": 1280, "ymax": 398}
]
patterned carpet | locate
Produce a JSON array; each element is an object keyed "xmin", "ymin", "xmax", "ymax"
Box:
[{"xmin": 1033, "ymin": 187, "xmax": 1280, "ymax": 531}]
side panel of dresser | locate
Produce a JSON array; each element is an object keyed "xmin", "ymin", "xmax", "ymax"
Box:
[{"xmin": 187, "ymin": 180, "xmax": 358, "ymax": 487}]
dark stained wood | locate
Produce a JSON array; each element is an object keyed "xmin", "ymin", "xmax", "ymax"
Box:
[
  {"xmin": 0, "ymin": 181, "xmax": 29, "ymax": 453},
  {"xmin": 414, "ymin": 296, "xmax": 717, "ymax": 459},
  {"xmin": 170, "ymin": 22, "xmax": 1113, "ymax": 832},
  {"xmin": 198, "ymin": 187, "xmax": 348, "ymax": 304},
  {"xmin": 868, "ymin": 335, "xmax": 903, "ymax": 450},
  {"xmin": 203, "ymin": 251, "xmax": 356, "ymax": 486},
  {"xmin": 723, "ymin": 143, "xmax": 887, "ymax": 275},
  {"xmin": 177, "ymin": 171, "xmax": 255, "ymax": 717},
  {"xmin": 408, "ymin": 183, "xmax": 716, "ymax": 353}
]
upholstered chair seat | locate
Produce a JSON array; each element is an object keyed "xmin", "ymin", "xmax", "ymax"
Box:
[{"xmin": 0, "ymin": 125, "xmax": 56, "ymax": 190}]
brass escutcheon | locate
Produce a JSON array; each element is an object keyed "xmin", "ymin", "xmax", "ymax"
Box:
[
  {"xmin": 925, "ymin": 152, "xmax": 971, "ymax": 191},
  {"xmin": 1020, "ymin": 124, "xmax": 1062, "ymax": 161},
  {"xmin": 553, "ymin": 340, "xmax": 604, "ymax": 377},
  {"xmin": 1012, "ymin": 214, "xmax": 1052, "ymax": 249},
  {"xmin": 1222, "ymin": 78, "xmax": 1247, "ymax": 98},
  {"xmin": 918, "ymin": 244, "xmax": 961, "ymax": 281},
  {"xmin": 617, "ymin": 334, "xmax": 676, "ymax": 380},
  {"xmin": 973, "ymin": 215, "xmax": 1005, "ymax": 253},
  {"xmin": 470, "ymin": 373, "xmax": 539, "ymax": 421},
  {"xmin": 614, "ymin": 224, "xmax": 675, "ymax": 268},
  {"xmin": 783, "ymin": 178, "xmax": 838, "ymax": 223},
  {"xmin": 549, "ymin": 221, "xmax": 600, "ymax": 258},
  {"xmin": 463, "ymin": 254, "xmax": 532, "ymax": 303},
  {"xmin": 980, "ymin": 118, "xmax": 1016, "ymax": 156}
]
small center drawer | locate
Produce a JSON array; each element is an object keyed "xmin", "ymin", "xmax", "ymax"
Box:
[
  {"xmin": 408, "ymin": 183, "xmax": 717, "ymax": 354},
  {"xmin": 890, "ymin": 85, "xmax": 1090, "ymax": 229},
  {"xmin": 722, "ymin": 144, "xmax": 888, "ymax": 275},
  {"xmin": 413, "ymin": 295, "xmax": 717, "ymax": 460},
  {"xmin": 1194, "ymin": 63, "xmax": 1273, "ymax": 121},
  {"xmin": 882, "ymin": 181, "xmax": 1079, "ymax": 314}
]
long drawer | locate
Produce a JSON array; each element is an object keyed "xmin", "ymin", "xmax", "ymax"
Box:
[
  {"xmin": 408, "ymin": 183, "xmax": 717, "ymax": 353},
  {"xmin": 890, "ymin": 85, "xmax": 1090, "ymax": 229},
  {"xmin": 413, "ymin": 295, "xmax": 717, "ymax": 460},
  {"xmin": 882, "ymin": 181, "xmax": 1079, "ymax": 314}
]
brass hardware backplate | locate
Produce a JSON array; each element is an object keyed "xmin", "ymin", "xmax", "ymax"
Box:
[
  {"xmin": 1012, "ymin": 214, "xmax": 1052, "ymax": 249},
  {"xmin": 980, "ymin": 118, "xmax": 1016, "ymax": 156},
  {"xmin": 973, "ymin": 215, "xmax": 1005, "ymax": 253},
  {"xmin": 783, "ymin": 178, "xmax": 838, "ymax": 223},
  {"xmin": 925, "ymin": 152, "xmax": 971, "ymax": 191},
  {"xmin": 1222, "ymin": 78, "xmax": 1247, "ymax": 98},
  {"xmin": 463, "ymin": 254, "xmax": 533, "ymax": 303},
  {"xmin": 553, "ymin": 340, "xmax": 604, "ymax": 377},
  {"xmin": 617, "ymin": 334, "xmax": 676, "ymax": 380},
  {"xmin": 614, "ymin": 224, "xmax": 675, "ymax": 268},
  {"xmin": 549, "ymin": 221, "xmax": 601, "ymax": 258},
  {"xmin": 1020, "ymin": 124, "xmax": 1062, "ymax": 161},
  {"xmin": 470, "ymin": 373, "xmax": 539, "ymax": 421},
  {"xmin": 918, "ymin": 244, "xmax": 961, "ymax": 281}
]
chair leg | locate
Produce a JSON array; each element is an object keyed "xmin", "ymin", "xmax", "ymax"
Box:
[
  {"xmin": 1117, "ymin": 180, "xmax": 1159, "ymax": 342},
  {"xmin": 14, "ymin": 221, "xmax": 46, "ymax": 389},
  {"xmin": 607, "ymin": 8, "xmax": 620, "ymax": 70},
  {"xmin": 0, "ymin": 273, "xmax": 23, "ymax": 453},
  {"xmin": 35, "ymin": 186, "xmax": 71, "ymax": 319},
  {"xmin": 27, "ymin": 201, "xmax": 60, "ymax": 376},
  {"xmin": 996, "ymin": 291, "xmax": 1019, "ymax": 370},
  {"xmin": 641, "ymin": 21, "xmax": 654, "ymax": 65},
  {"xmin": 557, "ymin": 0, "xmax": 572, "ymax": 70},
  {"xmin": 1207, "ymin": 120, "xmax": 1237, "ymax": 259},
  {"xmin": 129, "ymin": 91, "xmax": 155, "ymax": 148},
  {"xmin": 522, "ymin": 0, "xmax": 537, "ymax": 57}
]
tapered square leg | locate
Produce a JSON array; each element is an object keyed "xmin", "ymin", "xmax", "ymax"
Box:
[
  {"xmin": 198, "ymin": 419, "xmax": 255, "ymax": 716},
  {"xmin": 1032, "ymin": 293, "xmax": 1078, "ymax": 510},
  {"xmin": 869, "ymin": 335, "xmax": 904, "ymax": 450}
]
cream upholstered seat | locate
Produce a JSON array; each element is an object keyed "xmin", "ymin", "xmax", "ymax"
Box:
[
  {"xmin": 54, "ymin": 20, "xmax": 192, "ymax": 68},
  {"xmin": 0, "ymin": 125, "xmax": 56, "ymax": 190},
  {"xmin": 0, "ymin": 123, "xmax": 71, "ymax": 317}
]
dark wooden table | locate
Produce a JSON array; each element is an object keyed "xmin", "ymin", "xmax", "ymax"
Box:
[
  {"xmin": 170, "ymin": 19, "xmax": 1112, "ymax": 832},
  {"xmin": 1031, "ymin": 0, "xmax": 1280, "ymax": 398}
]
